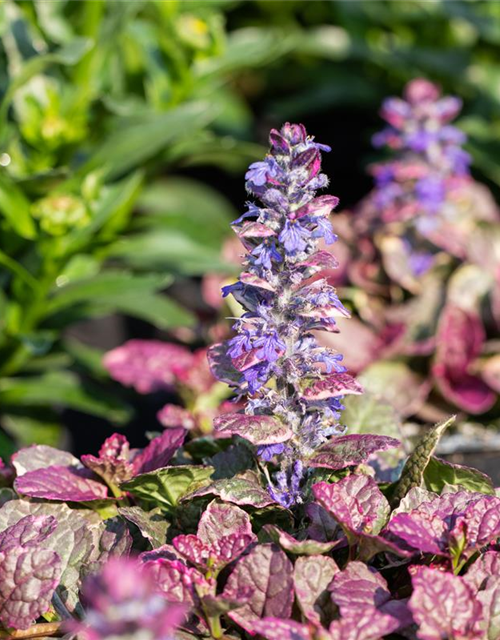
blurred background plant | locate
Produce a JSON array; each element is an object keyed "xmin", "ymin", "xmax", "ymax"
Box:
[{"xmin": 1, "ymin": 0, "xmax": 500, "ymax": 458}]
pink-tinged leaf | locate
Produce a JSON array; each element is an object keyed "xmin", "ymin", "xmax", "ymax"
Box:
[
  {"xmin": 329, "ymin": 609, "xmax": 401, "ymax": 640},
  {"xmin": 143, "ymin": 558, "xmax": 205, "ymax": 608},
  {"xmin": 157, "ymin": 404, "xmax": 197, "ymax": 430},
  {"xmin": 15, "ymin": 465, "xmax": 108, "ymax": 502},
  {"xmin": 201, "ymin": 587, "xmax": 253, "ymax": 617},
  {"xmin": 213, "ymin": 413, "xmax": 292, "ymax": 446},
  {"xmin": 0, "ymin": 516, "xmax": 63, "ymax": 630},
  {"xmin": 264, "ymin": 525, "xmax": 338, "ymax": 556},
  {"xmin": 225, "ymin": 544, "xmax": 294, "ymax": 632},
  {"xmin": 173, "ymin": 535, "xmax": 211, "ymax": 569},
  {"xmin": 309, "ymin": 434, "xmax": 401, "ymax": 471},
  {"xmin": 238, "ymin": 221, "xmax": 276, "ymax": 239},
  {"xmin": 132, "ymin": 428, "xmax": 185, "ymax": 474},
  {"xmin": 409, "ymin": 567, "xmax": 484, "ymax": 640},
  {"xmin": 207, "ymin": 343, "xmax": 242, "ymax": 386},
  {"xmin": 81, "ymin": 434, "xmax": 135, "ymax": 485},
  {"xmin": 432, "ymin": 305, "xmax": 495, "ymax": 413},
  {"xmin": 240, "ymin": 272, "xmax": 276, "ymax": 292},
  {"xmin": 250, "ymin": 618, "xmax": 314, "ymax": 640},
  {"xmin": 384, "ymin": 512, "xmax": 444, "ymax": 556},
  {"xmin": 302, "ymin": 373, "xmax": 363, "ymax": 400},
  {"xmin": 103, "ymin": 340, "xmax": 194, "ymax": 393},
  {"xmin": 174, "ymin": 348, "xmax": 215, "ymax": 395},
  {"xmin": 197, "ymin": 501, "xmax": 254, "ymax": 546},
  {"xmin": 305, "ymin": 503, "xmax": 340, "ymax": 542},
  {"xmin": 294, "ymin": 555, "xmax": 339, "ymax": 625},
  {"xmin": 313, "ymin": 475, "xmax": 390, "ymax": 538},
  {"xmin": 232, "ymin": 349, "xmax": 262, "ymax": 373},
  {"xmin": 184, "ymin": 470, "xmax": 277, "ymax": 508},
  {"xmin": 465, "ymin": 551, "xmax": 500, "ymax": 591},
  {"xmin": 0, "ymin": 547, "xmax": 62, "ymax": 630},
  {"xmin": 138, "ymin": 544, "xmax": 182, "ymax": 564},
  {"xmin": 385, "ymin": 491, "xmax": 500, "ymax": 560},
  {"xmin": 330, "ymin": 562, "xmax": 412, "ymax": 630},
  {"xmin": 296, "ymin": 195, "xmax": 339, "ymax": 219},
  {"xmin": 212, "ymin": 533, "xmax": 256, "ymax": 569},
  {"xmin": 297, "ymin": 250, "xmax": 340, "ymax": 272},
  {"xmin": 11, "ymin": 445, "xmax": 79, "ymax": 475},
  {"xmin": 476, "ymin": 576, "xmax": 500, "ymax": 640}
]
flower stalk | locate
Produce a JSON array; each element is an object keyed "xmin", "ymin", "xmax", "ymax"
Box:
[{"xmin": 209, "ymin": 123, "xmax": 362, "ymax": 507}]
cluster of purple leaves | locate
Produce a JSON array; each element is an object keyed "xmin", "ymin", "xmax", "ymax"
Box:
[
  {"xmin": 0, "ymin": 419, "xmax": 499, "ymax": 640},
  {"xmin": 320, "ymin": 79, "xmax": 500, "ymax": 419},
  {"xmin": 207, "ymin": 123, "xmax": 363, "ymax": 507}
]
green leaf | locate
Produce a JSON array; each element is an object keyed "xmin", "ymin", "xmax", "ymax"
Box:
[
  {"xmin": 342, "ymin": 392, "xmax": 402, "ymax": 439},
  {"xmin": 424, "ymin": 456, "xmax": 495, "ymax": 496},
  {"xmin": 0, "ymin": 372, "xmax": 131, "ymax": 423},
  {"xmin": 110, "ymin": 230, "xmax": 234, "ymax": 276},
  {"xmin": 0, "ymin": 174, "xmax": 36, "ymax": 239},
  {"xmin": 80, "ymin": 102, "xmax": 217, "ymax": 180},
  {"xmin": 391, "ymin": 416, "xmax": 456, "ymax": 506},
  {"xmin": 1, "ymin": 414, "xmax": 63, "ymax": 449},
  {"xmin": 119, "ymin": 506, "xmax": 169, "ymax": 548},
  {"xmin": 137, "ymin": 177, "xmax": 236, "ymax": 248},
  {"xmin": 121, "ymin": 466, "xmax": 214, "ymax": 513},
  {"xmin": 0, "ymin": 37, "xmax": 92, "ymax": 127},
  {"xmin": 195, "ymin": 27, "xmax": 297, "ymax": 78},
  {"xmin": 46, "ymin": 271, "xmax": 171, "ymax": 315},
  {"xmin": 61, "ymin": 172, "xmax": 143, "ymax": 254}
]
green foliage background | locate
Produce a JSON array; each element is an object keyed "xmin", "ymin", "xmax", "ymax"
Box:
[{"xmin": 0, "ymin": 0, "xmax": 499, "ymax": 456}]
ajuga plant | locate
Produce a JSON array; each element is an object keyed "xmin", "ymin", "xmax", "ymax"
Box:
[
  {"xmin": 324, "ymin": 79, "xmax": 500, "ymax": 421},
  {"xmin": 1, "ymin": 127, "xmax": 500, "ymax": 640},
  {"xmin": 207, "ymin": 123, "xmax": 364, "ymax": 507}
]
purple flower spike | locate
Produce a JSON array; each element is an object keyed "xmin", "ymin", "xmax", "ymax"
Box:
[
  {"xmin": 72, "ymin": 557, "xmax": 185, "ymax": 640},
  {"xmin": 369, "ymin": 78, "xmax": 471, "ymax": 231},
  {"xmin": 209, "ymin": 123, "xmax": 362, "ymax": 506}
]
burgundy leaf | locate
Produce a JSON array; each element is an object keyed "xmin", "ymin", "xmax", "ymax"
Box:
[
  {"xmin": 143, "ymin": 558, "xmax": 205, "ymax": 608},
  {"xmin": 409, "ymin": 567, "xmax": 484, "ymax": 640},
  {"xmin": 330, "ymin": 562, "xmax": 412, "ymax": 630},
  {"xmin": 197, "ymin": 500, "xmax": 254, "ymax": 546},
  {"xmin": 132, "ymin": 428, "xmax": 186, "ymax": 474},
  {"xmin": 264, "ymin": 525, "xmax": 338, "ymax": 556},
  {"xmin": 466, "ymin": 551, "xmax": 500, "ymax": 591},
  {"xmin": 103, "ymin": 339, "xmax": 194, "ymax": 393},
  {"xmin": 329, "ymin": 609, "xmax": 401, "ymax": 640},
  {"xmin": 312, "ymin": 475, "xmax": 390, "ymax": 538},
  {"xmin": 11, "ymin": 445, "xmax": 78, "ymax": 475},
  {"xmin": 294, "ymin": 554, "xmax": 339, "ymax": 625},
  {"xmin": 296, "ymin": 195, "xmax": 339, "ymax": 219},
  {"xmin": 309, "ymin": 434, "xmax": 401, "ymax": 470},
  {"xmin": 213, "ymin": 413, "xmax": 292, "ymax": 445},
  {"xmin": 157, "ymin": 404, "xmax": 197, "ymax": 430},
  {"xmin": 385, "ymin": 491, "xmax": 500, "ymax": 560},
  {"xmin": 432, "ymin": 305, "xmax": 495, "ymax": 413},
  {"xmin": 173, "ymin": 535, "xmax": 211, "ymax": 569},
  {"xmin": 0, "ymin": 516, "xmax": 63, "ymax": 630},
  {"xmin": 81, "ymin": 434, "xmax": 135, "ymax": 485},
  {"xmin": 15, "ymin": 465, "xmax": 108, "ymax": 502},
  {"xmin": 0, "ymin": 546, "xmax": 62, "ymax": 630},
  {"xmin": 224, "ymin": 544, "xmax": 294, "ymax": 632},
  {"xmin": 301, "ymin": 373, "xmax": 363, "ymax": 401},
  {"xmin": 305, "ymin": 503, "xmax": 340, "ymax": 542},
  {"xmin": 250, "ymin": 618, "xmax": 313, "ymax": 640}
]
